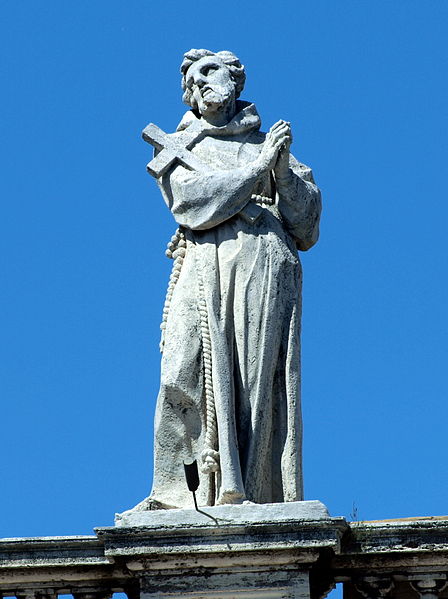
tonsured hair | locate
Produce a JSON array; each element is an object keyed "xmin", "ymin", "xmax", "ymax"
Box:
[{"xmin": 180, "ymin": 49, "xmax": 246, "ymax": 108}]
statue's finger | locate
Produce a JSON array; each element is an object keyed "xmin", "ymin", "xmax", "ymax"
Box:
[
  {"xmin": 271, "ymin": 122, "xmax": 289, "ymax": 134},
  {"xmin": 270, "ymin": 120, "xmax": 286, "ymax": 132},
  {"xmin": 270, "ymin": 126, "xmax": 290, "ymax": 142},
  {"xmin": 274, "ymin": 135, "xmax": 289, "ymax": 149},
  {"xmin": 266, "ymin": 131, "xmax": 285, "ymax": 148}
]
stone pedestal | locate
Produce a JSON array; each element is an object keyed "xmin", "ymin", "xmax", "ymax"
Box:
[{"xmin": 96, "ymin": 501, "xmax": 347, "ymax": 599}]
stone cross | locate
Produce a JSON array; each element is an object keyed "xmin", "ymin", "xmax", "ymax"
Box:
[{"xmin": 142, "ymin": 123, "xmax": 207, "ymax": 178}]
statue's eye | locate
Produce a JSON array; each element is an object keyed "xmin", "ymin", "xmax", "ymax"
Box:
[{"xmin": 203, "ymin": 66, "xmax": 218, "ymax": 76}]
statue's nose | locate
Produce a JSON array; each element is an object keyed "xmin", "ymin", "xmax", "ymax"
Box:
[{"xmin": 194, "ymin": 74, "xmax": 206, "ymax": 87}]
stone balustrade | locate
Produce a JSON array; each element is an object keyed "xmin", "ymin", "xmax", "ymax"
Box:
[
  {"xmin": 1, "ymin": 515, "xmax": 448, "ymax": 599},
  {"xmin": 336, "ymin": 517, "xmax": 448, "ymax": 599}
]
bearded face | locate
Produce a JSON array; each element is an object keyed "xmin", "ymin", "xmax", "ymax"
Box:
[{"xmin": 186, "ymin": 56, "xmax": 237, "ymax": 117}]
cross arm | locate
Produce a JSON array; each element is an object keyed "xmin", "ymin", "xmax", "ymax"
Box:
[{"xmin": 142, "ymin": 123, "xmax": 208, "ymax": 178}]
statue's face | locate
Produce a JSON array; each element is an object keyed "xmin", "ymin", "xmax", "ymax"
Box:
[{"xmin": 186, "ymin": 56, "xmax": 236, "ymax": 116}]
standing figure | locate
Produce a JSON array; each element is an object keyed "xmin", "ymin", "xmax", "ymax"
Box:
[{"xmin": 142, "ymin": 49, "xmax": 321, "ymax": 509}]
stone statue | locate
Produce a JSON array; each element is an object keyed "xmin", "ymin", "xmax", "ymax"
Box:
[{"xmin": 139, "ymin": 49, "xmax": 321, "ymax": 510}]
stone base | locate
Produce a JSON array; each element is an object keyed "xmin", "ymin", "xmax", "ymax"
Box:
[
  {"xmin": 96, "ymin": 501, "xmax": 346, "ymax": 599},
  {"xmin": 114, "ymin": 499, "xmax": 330, "ymax": 528}
]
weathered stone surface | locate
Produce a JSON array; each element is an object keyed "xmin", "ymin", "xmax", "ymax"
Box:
[
  {"xmin": 0, "ymin": 536, "xmax": 108, "ymax": 568},
  {"xmin": 2, "ymin": 518, "xmax": 448, "ymax": 599},
  {"xmin": 98, "ymin": 512, "xmax": 345, "ymax": 599},
  {"xmin": 333, "ymin": 518, "xmax": 448, "ymax": 599},
  {"xmin": 98, "ymin": 512, "xmax": 346, "ymax": 564},
  {"xmin": 136, "ymin": 48, "xmax": 322, "ymax": 512},
  {"xmin": 140, "ymin": 570, "xmax": 310, "ymax": 599},
  {"xmin": 115, "ymin": 500, "xmax": 330, "ymax": 528}
]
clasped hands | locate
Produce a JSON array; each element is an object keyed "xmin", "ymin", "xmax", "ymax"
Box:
[{"xmin": 257, "ymin": 119, "xmax": 292, "ymax": 180}]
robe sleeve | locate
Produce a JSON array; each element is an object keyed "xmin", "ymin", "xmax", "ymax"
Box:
[
  {"xmin": 276, "ymin": 154, "xmax": 322, "ymax": 251},
  {"xmin": 157, "ymin": 161, "xmax": 262, "ymax": 230}
]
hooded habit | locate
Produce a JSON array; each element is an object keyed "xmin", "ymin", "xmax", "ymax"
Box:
[{"xmin": 149, "ymin": 101, "xmax": 321, "ymax": 508}]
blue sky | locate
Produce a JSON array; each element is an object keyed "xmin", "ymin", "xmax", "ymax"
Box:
[{"xmin": 1, "ymin": 0, "xmax": 448, "ymax": 538}]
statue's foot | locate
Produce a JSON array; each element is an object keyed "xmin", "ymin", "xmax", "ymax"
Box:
[
  {"xmin": 216, "ymin": 489, "xmax": 246, "ymax": 505},
  {"xmin": 115, "ymin": 496, "xmax": 176, "ymax": 521},
  {"xmin": 131, "ymin": 496, "xmax": 172, "ymax": 511}
]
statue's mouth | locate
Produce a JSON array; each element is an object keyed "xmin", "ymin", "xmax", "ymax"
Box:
[{"xmin": 199, "ymin": 84, "xmax": 234, "ymax": 110}]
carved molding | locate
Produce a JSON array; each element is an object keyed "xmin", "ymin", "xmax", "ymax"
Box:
[
  {"xmin": 410, "ymin": 575, "xmax": 448, "ymax": 599},
  {"xmin": 354, "ymin": 576, "xmax": 395, "ymax": 599}
]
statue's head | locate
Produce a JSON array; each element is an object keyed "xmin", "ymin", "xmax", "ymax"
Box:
[{"xmin": 180, "ymin": 49, "xmax": 246, "ymax": 117}]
